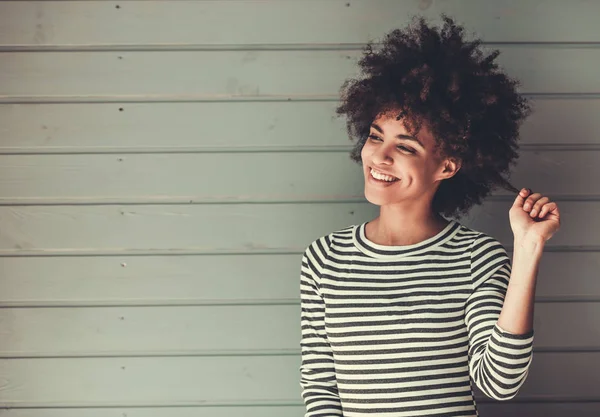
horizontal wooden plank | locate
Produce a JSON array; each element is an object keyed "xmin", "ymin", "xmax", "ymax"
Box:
[
  {"xmin": 463, "ymin": 200, "xmax": 595, "ymax": 248},
  {"xmin": 0, "ymin": 356, "xmax": 301, "ymax": 404},
  {"xmin": 0, "ymin": 203, "xmax": 374, "ymax": 252},
  {"xmin": 0, "ymin": 409, "xmax": 312, "ymax": 417},
  {"xmin": 0, "ymin": 150, "xmax": 595, "ymax": 200},
  {"xmin": 1, "ymin": 99, "xmax": 599, "ymax": 151},
  {"xmin": 535, "ymin": 252, "xmax": 600, "ymax": 300},
  {"xmin": 1, "ymin": 251, "xmax": 598, "ymax": 305},
  {"xmin": 0, "ymin": 202, "xmax": 596, "ymax": 253},
  {"xmin": 0, "ymin": 255, "xmax": 302, "ymax": 305},
  {"xmin": 0, "ymin": 152, "xmax": 367, "ymax": 200},
  {"xmin": 500, "ymin": 352, "xmax": 600, "ymax": 398},
  {"xmin": 520, "ymin": 98, "xmax": 600, "ymax": 146},
  {"xmin": 0, "ymin": 47, "xmax": 599, "ymax": 98},
  {"xmin": 532, "ymin": 303, "xmax": 600, "ymax": 349},
  {"xmin": 0, "ymin": 353, "xmax": 598, "ymax": 403},
  {"xmin": 0, "ymin": 201, "xmax": 595, "ymax": 252},
  {"xmin": 0, "ymin": 408, "xmax": 315, "ymax": 417},
  {"xmin": 0, "ymin": 305, "xmax": 301, "ymax": 355},
  {"xmin": 0, "ymin": 303, "xmax": 596, "ymax": 356},
  {"xmin": 2, "ymin": 0, "xmax": 600, "ymax": 46},
  {"xmin": 1, "ymin": 404, "xmax": 600, "ymax": 417}
]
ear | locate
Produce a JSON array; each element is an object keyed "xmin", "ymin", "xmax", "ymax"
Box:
[{"xmin": 437, "ymin": 157, "xmax": 461, "ymax": 181}]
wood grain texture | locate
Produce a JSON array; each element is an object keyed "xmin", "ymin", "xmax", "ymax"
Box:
[
  {"xmin": 0, "ymin": 353, "xmax": 598, "ymax": 403},
  {"xmin": 0, "ymin": 404, "xmax": 599, "ymax": 417},
  {"xmin": 0, "ymin": 149, "xmax": 594, "ymax": 200},
  {"xmin": 0, "ymin": 47, "xmax": 599, "ymax": 98},
  {"xmin": 1, "ymin": 0, "xmax": 600, "ymax": 46},
  {"xmin": 1, "ymin": 99, "xmax": 600, "ymax": 151},
  {"xmin": 1, "ymin": 252, "xmax": 598, "ymax": 305},
  {"xmin": 0, "ymin": 303, "xmax": 597, "ymax": 356},
  {"xmin": 0, "ymin": 202, "xmax": 597, "ymax": 253},
  {"xmin": 0, "ymin": 1, "xmax": 598, "ymax": 415}
]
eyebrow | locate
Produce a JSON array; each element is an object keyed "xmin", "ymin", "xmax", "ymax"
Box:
[{"xmin": 370, "ymin": 123, "xmax": 425, "ymax": 148}]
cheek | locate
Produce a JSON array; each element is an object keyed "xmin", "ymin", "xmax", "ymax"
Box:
[
  {"xmin": 401, "ymin": 163, "xmax": 429, "ymax": 185},
  {"xmin": 360, "ymin": 144, "xmax": 372, "ymax": 166},
  {"xmin": 360, "ymin": 142, "xmax": 369, "ymax": 158}
]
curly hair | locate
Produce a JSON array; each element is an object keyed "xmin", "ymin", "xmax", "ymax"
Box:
[{"xmin": 336, "ymin": 15, "xmax": 531, "ymax": 218}]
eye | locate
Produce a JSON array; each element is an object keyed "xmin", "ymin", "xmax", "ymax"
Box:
[
  {"xmin": 397, "ymin": 145, "xmax": 416, "ymax": 154},
  {"xmin": 367, "ymin": 134, "xmax": 382, "ymax": 142}
]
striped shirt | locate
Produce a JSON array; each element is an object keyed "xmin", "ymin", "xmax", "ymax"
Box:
[{"xmin": 299, "ymin": 220, "xmax": 534, "ymax": 417}]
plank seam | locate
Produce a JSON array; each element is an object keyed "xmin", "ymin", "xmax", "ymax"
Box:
[
  {"xmin": 0, "ymin": 347, "xmax": 597, "ymax": 360},
  {"xmin": 0, "ymin": 194, "xmax": 597, "ymax": 206},
  {"xmin": 1, "ymin": 41, "xmax": 600, "ymax": 52},
  {"xmin": 0, "ymin": 143, "xmax": 598, "ymax": 154},
  {"xmin": 0, "ymin": 246, "xmax": 598, "ymax": 257},
  {"xmin": 0, "ymin": 297, "xmax": 598, "ymax": 308},
  {"xmin": 1, "ymin": 93, "xmax": 600, "ymax": 104},
  {"xmin": 1, "ymin": 397, "xmax": 600, "ymax": 408}
]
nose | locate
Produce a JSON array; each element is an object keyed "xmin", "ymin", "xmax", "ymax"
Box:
[{"xmin": 370, "ymin": 142, "xmax": 394, "ymax": 165}]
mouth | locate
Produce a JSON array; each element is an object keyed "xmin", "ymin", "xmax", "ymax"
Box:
[{"xmin": 369, "ymin": 167, "xmax": 400, "ymax": 183}]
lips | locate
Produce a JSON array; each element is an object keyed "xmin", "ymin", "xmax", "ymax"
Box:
[{"xmin": 369, "ymin": 167, "xmax": 400, "ymax": 182}]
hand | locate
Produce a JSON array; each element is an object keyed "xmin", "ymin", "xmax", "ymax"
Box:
[{"xmin": 509, "ymin": 188, "xmax": 560, "ymax": 243}]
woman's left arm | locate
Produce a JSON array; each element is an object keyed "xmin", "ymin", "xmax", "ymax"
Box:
[
  {"xmin": 497, "ymin": 188, "xmax": 561, "ymax": 334},
  {"xmin": 465, "ymin": 188, "xmax": 561, "ymax": 400}
]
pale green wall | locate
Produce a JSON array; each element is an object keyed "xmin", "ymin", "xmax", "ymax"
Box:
[{"xmin": 0, "ymin": 1, "xmax": 599, "ymax": 416}]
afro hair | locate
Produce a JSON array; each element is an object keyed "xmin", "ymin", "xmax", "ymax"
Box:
[{"xmin": 336, "ymin": 15, "xmax": 531, "ymax": 218}]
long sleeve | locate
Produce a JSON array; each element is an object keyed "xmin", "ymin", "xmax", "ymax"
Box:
[
  {"xmin": 465, "ymin": 234, "xmax": 534, "ymax": 400},
  {"xmin": 299, "ymin": 238, "xmax": 344, "ymax": 416}
]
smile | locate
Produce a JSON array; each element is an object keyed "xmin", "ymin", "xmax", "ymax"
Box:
[{"xmin": 369, "ymin": 167, "xmax": 400, "ymax": 183}]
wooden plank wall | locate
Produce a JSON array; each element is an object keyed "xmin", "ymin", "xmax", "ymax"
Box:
[{"xmin": 0, "ymin": 1, "xmax": 599, "ymax": 416}]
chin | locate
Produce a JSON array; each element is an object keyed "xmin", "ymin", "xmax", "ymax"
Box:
[{"xmin": 364, "ymin": 188, "xmax": 399, "ymax": 207}]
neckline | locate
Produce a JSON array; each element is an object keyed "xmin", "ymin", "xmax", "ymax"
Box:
[{"xmin": 353, "ymin": 220, "xmax": 460, "ymax": 259}]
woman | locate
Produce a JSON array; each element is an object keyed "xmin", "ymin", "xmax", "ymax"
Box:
[{"xmin": 299, "ymin": 16, "xmax": 560, "ymax": 417}]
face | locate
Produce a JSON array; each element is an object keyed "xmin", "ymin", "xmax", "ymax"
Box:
[{"xmin": 360, "ymin": 112, "xmax": 460, "ymax": 208}]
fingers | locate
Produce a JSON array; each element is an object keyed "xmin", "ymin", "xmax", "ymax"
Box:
[
  {"xmin": 528, "ymin": 196, "xmax": 550, "ymax": 217},
  {"xmin": 513, "ymin": 188, "xmax": 542, "ymax": 211},
  {"xmin": 514, "ymin": 188, "xmax": 558, "ymax": 219},
  {"xmin": 539, "ymin": 201, "xmax": 559, "ymax": 219},
  {"xmin": 512, "ymin": 188, "xmax": 531, "ymax": 208}
]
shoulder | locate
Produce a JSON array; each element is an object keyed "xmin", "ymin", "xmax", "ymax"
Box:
[
  {"xmin": 470, "ymin": 232, "xmax": 508, "ymax": 261},
  {"xmin": 302, "ymin": 224, "xmax": 357, "ymax": 272},
  {"xmin": 302, "ymin": 223, "xmax": 356, "ymax": 256},
  {"xmin": 457, "ymin": 226, "xmax": 510, "ymax": 288},
  {"xmin": 452, "ymin": 222, "xmax": 507, "ymax": 257}
]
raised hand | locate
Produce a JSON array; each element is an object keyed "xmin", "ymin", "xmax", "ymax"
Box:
[{"xmin": 509, "ymin": 188, "xmax": 561, "ymax": 243}]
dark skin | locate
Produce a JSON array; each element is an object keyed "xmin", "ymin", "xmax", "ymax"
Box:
[
  {"xmin": 362, "ymin": 112, "xmax": 560, "ymax": 334},
  {"xmin": 361, "ymin": 112, "xmax": 461, "ymax": 246}
]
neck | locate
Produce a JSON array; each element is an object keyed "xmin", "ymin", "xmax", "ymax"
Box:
[{"xmin": 366, "ymin": 204, "xmax": 449, "ymax": 246}]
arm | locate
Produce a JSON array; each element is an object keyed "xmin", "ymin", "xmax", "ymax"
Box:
[
  {"xmin": 498, "ymin": 187, "xmax": 561, "ymax": 334},
  {"xmin": 466, "ymin": 187, "xmax": 561, "ymax": 400},
  {"xmin": 299, "ymin": 239, "xmax": 344, "ymax": 416},
  {"xmin": 496, "ymin": 238, "xmax": 543, "ymax": 334},
  {"xmin": 465, "ymin": 235, "xmax": 534, "ymax": 400}
]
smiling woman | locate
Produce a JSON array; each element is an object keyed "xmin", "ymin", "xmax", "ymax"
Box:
[
  {"xmin": 299, "ymin": 15, "xmax": 561, "ymax": 417},
  {"xmin": 337, "ymin": 17, "xmax": 529, "ymax": 219},
  {"xmin": 360, "ymin": 114, "xmax": 459, "ymax": 211}
]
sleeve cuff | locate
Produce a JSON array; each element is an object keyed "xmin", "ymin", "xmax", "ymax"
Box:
[{"xmin": 494, "ymin": 322, "xmax": 535, "ymax": 340}]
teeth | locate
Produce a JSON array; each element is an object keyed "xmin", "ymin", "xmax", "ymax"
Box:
[{"xmin": 370, "ymin": 168, "xmax": 398, "ymax": 182}]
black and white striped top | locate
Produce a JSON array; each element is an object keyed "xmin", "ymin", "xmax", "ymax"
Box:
[{"xmin": 299, "ymin": 220, "xmax": 534, "ymax": 417}]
